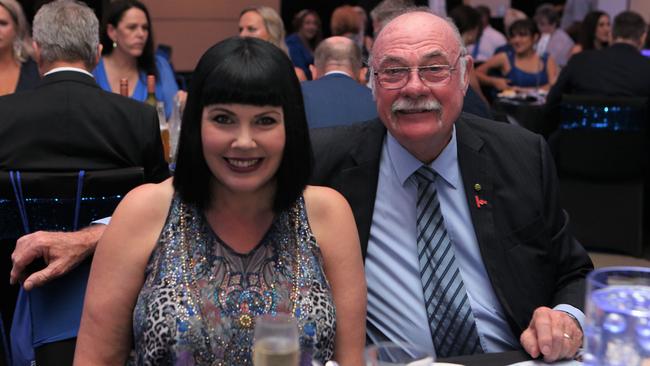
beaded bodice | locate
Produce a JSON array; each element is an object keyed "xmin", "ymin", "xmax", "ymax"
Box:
[{"xmin": 130, "ymin": 194, "xmax": 336, "ymax": 365}]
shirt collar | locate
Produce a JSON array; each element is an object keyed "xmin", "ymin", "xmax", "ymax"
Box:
[
  {"xmin": 387, "ymin": 125, "xmax": 459, "ymax": 189},
  {"xmin": 324, "ymin": 70, "xmax": 352, "ymax": 78},
  {"xmin": 44, "ymin": 67, "xmax": 94, "ymax": 78}
]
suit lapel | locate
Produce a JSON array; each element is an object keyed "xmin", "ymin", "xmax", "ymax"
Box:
[{"xmin": 455, "ymin": 118, "xmax": 521, "ymax": 331}]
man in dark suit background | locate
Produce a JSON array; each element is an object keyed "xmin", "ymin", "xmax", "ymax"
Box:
[
  {"xmin": 311, "ymin": 8, "xmax": 592, "ymax": 362},
  {"xmin": 0, "ymin": 1, "xmax": 168, "ymax": 363},
  {"xmin": 301, "ymin": 36, "xmax": 377, "ymax": 128},
  {"xmin": 545, "ymin": 10, "xmax": 650, "ymax": 131}
]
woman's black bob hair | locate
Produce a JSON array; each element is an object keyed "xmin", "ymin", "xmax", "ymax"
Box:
[
  {"xmin": 173, "ymin": 37, "xmax": 313, "ymax": 213},
  {"xmin": 508, "ymin": 18, "xmax": 540, "ymax": 38}
]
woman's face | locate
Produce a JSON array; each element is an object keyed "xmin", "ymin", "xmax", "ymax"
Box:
[
  {"xmin": 510, "ymin": 31, "xmax": 537, "ymax": 54},
  {"xmin": 108, "ymin": 7, "xmax": 149, "ymax": 58},
  {"xmin": 595, "ymin": 14, "xmax": 611, "ymax": 45},
  {"xmin": 239, "ymin": 11, "xmax": 270, "ymax": 41},
  {"xmin": 0, "ymin": 5, "xmax": 17, "ymax": 53},
  {"xmin": 299, "ymin": 13, "xmax": 319, "ymax": 40},
  {"xmin": 201, "ymin": 103, "xmax": 285, "ymax": 196}
]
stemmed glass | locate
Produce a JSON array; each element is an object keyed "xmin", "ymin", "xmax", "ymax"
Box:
[
  {"xmin": 365, "ymin": 342, "xmax": 435, "ymax": 366},
  {"xmin": 253, "ymin": 313, "xmax": 300, "ymax": 366}
]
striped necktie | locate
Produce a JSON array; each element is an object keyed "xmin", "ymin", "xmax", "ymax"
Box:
[{"xmin": 413, "ymin": 165, "xmax": 484, "ymax": 357}]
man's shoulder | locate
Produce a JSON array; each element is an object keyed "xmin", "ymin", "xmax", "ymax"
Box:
[
  {"xmin": 311, "ymin": 119, "xmax": 383, "ymax": 149},
  {"xmin": 457, "ymin": 113, "xmax": 540, "ymax": 146}
]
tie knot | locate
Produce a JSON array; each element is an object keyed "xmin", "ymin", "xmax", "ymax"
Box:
[{"xmin": 413, "ymin": 165, "xmax": 437, "ymax": 185}]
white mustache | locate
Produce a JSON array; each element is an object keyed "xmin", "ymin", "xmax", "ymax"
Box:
[{"xmin": 391, "ymin": 98, "xmax": 442, "ymax": 114}]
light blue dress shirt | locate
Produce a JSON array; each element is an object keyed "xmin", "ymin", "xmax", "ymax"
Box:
[{"xmin": 365, "ymin": 128, "xmax": 584, "ymax": 356}]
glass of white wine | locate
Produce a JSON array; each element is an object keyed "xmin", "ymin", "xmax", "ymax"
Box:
[
  {"xmin": 253, "ymin": 313, "xmax": 300, "ymax": 366},
  {"xmin": 365, "ymin": 342, "xmax": 435, "ymax": 366}
]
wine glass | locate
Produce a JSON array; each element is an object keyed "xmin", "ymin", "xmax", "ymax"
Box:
[
  {"xmin": 253, "ymin": 313, "xmax": 300, "ymax": 366},
  {"xmin": 582, "ymin": 266, "xmax": 650, "ymax": 366},
  {"xmin": 365, "ymin": 342, "xmax": 435, "ymax": 366}
]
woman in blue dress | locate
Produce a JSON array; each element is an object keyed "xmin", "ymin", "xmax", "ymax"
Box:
[
  {"xmin": 477, "ymin": 19, "xmax": 558, "ymax": 93},
  {"xmin": 93, "ymin": 0, "xmax": 183, "ymax": 119},
  {"xmin": 75, "ymin": 37, "xmax": 366, "ymax": 366},
  {"xmin": 285, "ymin": 9, "xmax": 322, "ymax": 80}
]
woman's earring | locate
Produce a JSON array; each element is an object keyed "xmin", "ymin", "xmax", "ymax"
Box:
[{"xmin": 112, "ymin": 41, "xmax": 117, "ymax": 49}]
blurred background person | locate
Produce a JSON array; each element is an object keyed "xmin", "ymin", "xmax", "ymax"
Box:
[
  {"xmin": 477, "ymin": 19, "xmax": 558, "ymax": 93},
  {"xmin": 93, "ymin": 0, "xmax": 181, "ymax": 119},
  {"xmin": 75, "ymin": 36, "xmax": 365, "ymax": 366},
  {"xmin": 0, "ymin": 0, "xmax": 38, "ymax": 96},
  {"xmin": 330, "ymin": 5, "xmax": 361, "ymax": 40},
  {"xmin": 352, "ymin": 6, "xmax": 373, "ymax": 57},
  {"xmin": 570, "ymin": 10, "xmax": 611, "ymax": 56},
  {"xmin": 468, "ymin": 5, "xmax": 507, "ymax": 63},
  {"xmin": 302, "ymin": 36, "xmax": 376, "ymax": 128},
  {"xmin": 286, "ymin": 9, "xmax": 322, "ymax": 80},
  {"xmin": 560, "ymin": 0, "xmax": 597, "ymax": 31},
  {"xmin": 534, "ymin": 3, "xmax": 574, "ymax": 69},
  {"xmin": 369, "ymin": 0, "xmax": 413, "ymax": 37},
  {"xmin": 238, "ymin": 5, "xmax": 307, "ymax": 81}
]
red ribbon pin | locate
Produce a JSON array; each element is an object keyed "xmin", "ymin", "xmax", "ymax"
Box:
[{"xmin": 475, "ymin": 195, "xmax": 487, "ymax": 208}]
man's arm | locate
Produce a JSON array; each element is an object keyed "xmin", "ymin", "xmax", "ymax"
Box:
[{"xmin": 10, "ymin": 224, "xmax": 106, "ymax": 290}]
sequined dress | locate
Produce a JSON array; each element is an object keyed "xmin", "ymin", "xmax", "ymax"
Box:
[{"xmin": 129, "ymin": 194, "xmax": 336, "ymax": 365}]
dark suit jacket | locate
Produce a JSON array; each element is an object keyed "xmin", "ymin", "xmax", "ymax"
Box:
[
  {"xmin": 301, "ymin": 73, "xmax": 377, "ymax": 128},
  {"xmin": 545, "ymin": 43, "xmax": 650, "ymax": 130},
  {"xmin": 0, "ymin": 71, "xmax": 168, "ymax": 183},
  {"xmin": 310, "ymin": 114, "xmax": 593, "ymax": 339}
]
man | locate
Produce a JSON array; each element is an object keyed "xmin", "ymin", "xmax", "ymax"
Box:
[
  {"xmin": 1, "ymin": 0, "xmax": 167, "ymax": 363},
  {"xmin": 310, "ymin": 8, "xmax": 592, "ymax": 362},
  {"xmin": 534, "ymin": 3, "xmax": 574, "ymax": 69},
  {"xmin": 545, "ymin": 10, "xmax": 650, "ymax": 128},
  {"xmin": 467, "ymin": 5, "xmax": 507, "ymax": 63},
  {"xmin": 302, "ymin": 36, "xmax": 377, "ymax": 128}
]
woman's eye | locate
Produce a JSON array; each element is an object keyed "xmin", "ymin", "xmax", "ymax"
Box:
[
  {"xmin": 257, "ymin": 116, "xmax": 277, "ymax": 126},
  {"xmin": 212, "ymin": 114, "xmax": 232, "ymax": 124}
]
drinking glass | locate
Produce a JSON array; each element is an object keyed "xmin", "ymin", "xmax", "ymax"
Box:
[
  {"xmin": 253, "ymin": 313, "xmax": 300, "ymax": 366},
  {"xmin": 583, "ymin": 266, "xmax": 650, "ymax": 366},
  {"xmin": 365, "ymin": 342, "xmax": 435, "ymax": 366}
]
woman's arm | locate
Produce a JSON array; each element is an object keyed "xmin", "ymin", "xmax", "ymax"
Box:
[
  {"xmin": 476, "ymin": 52, "xmax": 511, "ymax": 91},
  {"xmin": 74, "ymin": 179, "xmax": 174, "ymax": 364},
  {"xmin": 541, "ymin": 55, "xmax": 559, "ymax": 91},
  {"xmin": 304, "ymin": 186, "xmax": 366, "ymax": 366}
]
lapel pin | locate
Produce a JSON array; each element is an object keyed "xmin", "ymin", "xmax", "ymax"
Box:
[
  {"xmin": 475, "ymin": 195, "xmax": 488, "ymax": 208},
  {"xmin": 473, "ymin": 183, "xmax": 482, "ymax": 192}
]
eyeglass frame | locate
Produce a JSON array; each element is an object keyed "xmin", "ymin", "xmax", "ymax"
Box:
[{"xmin": 372, "ymin": 52, "xmax": 466, "ymax": 90}]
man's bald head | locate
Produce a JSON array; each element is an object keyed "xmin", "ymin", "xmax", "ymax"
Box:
[{"xmin": 313, "ymin": 36, "xmax": 363, "ymax": 80}]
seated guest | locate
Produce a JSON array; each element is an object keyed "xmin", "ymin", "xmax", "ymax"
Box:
[
  {"xmin": 534, "ymin": 3, "xmax": 574, "ymax": 69},
  {"xmin": 239, "ymin": 6, "xmax": 307, "ymax": 81},
  {"xmin": 286, "ymin": 9, "xmax": 322, "ymax": 80},
  {"xmin": 468, "ymin": 5, "xmax": 507, "ymax": 63},
  {"xmin": 570, "ymin": 11, "xmax": 610, "ymax": 56},
  {"xmin": 310, "ymin": 8, "xmax": 592, "ymax": 362},
  {"xmin": 546, "ymin": 10, "xmax": 650, "ymax": 131},
  {"xmin": 302, "ymin": 36, "xmax": 376, "ymax": 128},
  {"xmin": 477, "ymin": 19, "xmax": 558, "ymax": 93},
  {"xmin": 0, "ymin": 0, "xmax": 39, "ymax": 96},
  {"xmin": 93, "ymin": 0, "xmax": 183, "ymax": 118},
  {"xmin": 1, "ymin": 0, "xmax": 168, "ymax": 364},
  {"xmin": 75, "ymin": 37, "xmax": 366, "ymax": 366}
]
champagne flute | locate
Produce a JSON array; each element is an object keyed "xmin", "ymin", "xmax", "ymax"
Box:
[{"xmin": 253, "ymin": 313, "xmax": 300, "ymax": 366}]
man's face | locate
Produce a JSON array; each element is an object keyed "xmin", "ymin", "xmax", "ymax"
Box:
[{"xmin": 371, "ymin": 12, "xmax": 469, "ymax": 162}]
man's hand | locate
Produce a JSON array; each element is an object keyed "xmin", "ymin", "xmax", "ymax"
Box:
[
  {"xmin": 520, "ymin": 306, "xmax": 583, "ymax": 362},
  {"xmin": 10, "ymin": 225, "xmax": 106, "ymax": 290}
]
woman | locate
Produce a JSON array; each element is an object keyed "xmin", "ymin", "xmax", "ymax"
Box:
[
  {"xmin": 286, "ymin": 9, "xmax": 322, "ymax": 80},
  {"xmin": 238, "ymin": 6, "xmax": 307, "ymax": 81},
  {"xmin": 75, "ymin": 37, "xmax": 366, "ymax": 366},
  {"xmin": 93, "ymin": 0, "xmax": 181, "ymax": 118},
  {"xmin": 477, "ymin": 19, "xmax": 558, "ymax": 92},
  {"xmin": 0, "ymin": 0, "xmax": 38, "ymax": 96},
  {"xmin": 570, "ymin": 11, "xmax": 610, "ymax": 55}
]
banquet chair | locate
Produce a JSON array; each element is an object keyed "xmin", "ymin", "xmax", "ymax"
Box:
[
  {"xmin": 554, "ymin": 94, "xmax": 648, "ymax": 257},
  {"xmin": 0, "ymin": 167, "xmax": 144, "ymax": 365}
]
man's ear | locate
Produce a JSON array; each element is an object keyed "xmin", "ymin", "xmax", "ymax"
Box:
[
  {"xmin": 462, "ymin": 55, "xmax": 473, "ymax": 94},
  {"xmin": 309, "ymin": 64, "xmax": 318, "ymax": 80},
  {"xmin": 358, "ymin": 66, "xmax": 368, "ymax": 84}
]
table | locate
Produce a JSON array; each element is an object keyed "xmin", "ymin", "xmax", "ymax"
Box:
[
  {"xmin": 493, "ymin": 98, "xmax": 553, "ymax": 139},
  {"xmin": 438, "ymin": 350, "xmax": 531, "ymax": 366}
]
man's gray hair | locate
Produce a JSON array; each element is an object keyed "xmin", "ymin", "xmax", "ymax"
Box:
[
  {"xmin": 32, "ymin": 0, "xmax": 99, "ymax": 67},
  {"xmin": 368, "ymin": 7, "xmax": 468, "ymax": 95},
  {"xmin": 314, "ymin": 37, "xmax": 363, "ymax": 73}
]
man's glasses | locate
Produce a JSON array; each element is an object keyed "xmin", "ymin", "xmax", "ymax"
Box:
[{"xmin": 373, "ymin": 54, "xmax": 463, "ymax": 90}]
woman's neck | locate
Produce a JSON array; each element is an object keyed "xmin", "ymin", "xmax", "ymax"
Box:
[
  {"xmin": 105, "ymin": 49, "xmax": 138, "ymax": 71},
  {"xmin": 0, "ymin": 47, "xmax": 18, "ymax": 67},
  {"xmin": 210, "ymin": 181, "xmax": 276, "ymax": 219},
  {"xmin": 516, "ymin": 48, "xmax": 536, "ymax": 59}
]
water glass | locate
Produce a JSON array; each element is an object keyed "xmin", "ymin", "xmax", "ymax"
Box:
[
  {"xmin": 253, "ymin": 313, "xmax": 300, "ymax": 366},
  {"xmin": 583, "ymin": 266, "xmax": 650, "ymax": 366},
  {"xmin": 365, "ymin": 342, "xmax": 435, "ymax": 366}
]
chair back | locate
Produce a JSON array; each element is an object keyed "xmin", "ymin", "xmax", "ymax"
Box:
[{"xmin": 0, "ymin": 167, "xmax": 143, "ymax": 365}]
